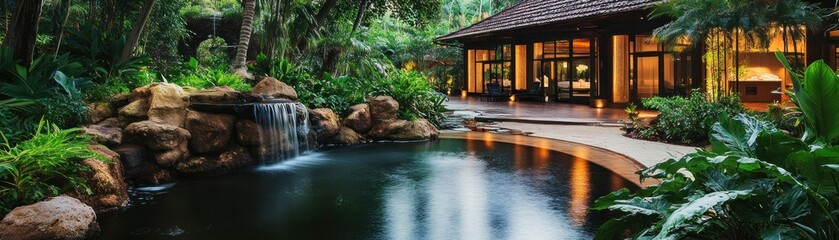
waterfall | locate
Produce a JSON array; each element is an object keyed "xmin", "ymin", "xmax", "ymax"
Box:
[{"xmin": 253, "ymin": 102, "xmax": 312, "ymax": 164}]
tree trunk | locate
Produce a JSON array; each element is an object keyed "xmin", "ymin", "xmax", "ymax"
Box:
[
  {"xmin": 351, "ymin": 0, "xmax": 371, "ymax": 34},
  {"xmin": 119, "ymin": 0, "xmax": 156, "ymax": 63},
  {"xmin": 232, "ymin": 0, "xmax": 256, "ymax": 71},
  {"xmin": 54, "ymin": 0, "xmax": 73, "ymax": 57},
  {"xmin": 4, "ymin": 0, "xmax": 45, "ymax": 67},
  {"xmin": 293, "ymin": 0, "xmax": 339, "ymax": 56}
]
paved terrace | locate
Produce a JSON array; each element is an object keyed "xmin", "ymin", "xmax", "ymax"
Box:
[
  {"xmin": 444, "ymin": 96, "xmax": 697, "ymax": 168},
  {"xmin": 446, "ymin": 96, "xmax": 657, "ymax": 125}
]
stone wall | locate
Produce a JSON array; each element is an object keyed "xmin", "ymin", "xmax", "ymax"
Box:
[{"xmin": 75, "ymin": 78, "xmax": 439, "ymax": 216}]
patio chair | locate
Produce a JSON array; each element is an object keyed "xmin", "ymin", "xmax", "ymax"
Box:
[
  {"xmin": 516, "ymin": 83, "xmax": 544, "ymax": 102},
  {"xmin": 480, "ymin": 83, "xmax": 510, "ymax": 102}
]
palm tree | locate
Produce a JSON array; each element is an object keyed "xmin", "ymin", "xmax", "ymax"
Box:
[
  {"xmin": 651, "ymin": 0, "xmax": 823, "ymax": 100},
  {"xmin": 120, "ymin": 0, "xmax": 156, "ymax": 63},
  {"xmin": 232, "ymin": 0, "xmax": 256, "ymax": 74}
]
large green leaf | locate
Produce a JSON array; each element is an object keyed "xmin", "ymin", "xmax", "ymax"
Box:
[
  {"xmin": 655, "ymin": 190, "xmax": 753, "ymax": 239},
  {"xmin": 778, "ymin": 53, "xmax": 839, "ymax": 144},
  {"xmin": 710, "ymin": 114, "xmax": 777, "ymax": 156}
]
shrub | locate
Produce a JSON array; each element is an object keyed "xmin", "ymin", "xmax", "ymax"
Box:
[
  {"xmin": 0, "ymin": 99, "xmax": 38, "ymax": 147},
  {"xmin": 374, "ymin": 69, "xmax": 447, "ymax": 125},
  {"xmin": 639, "ymin": 91, "xmax": 744, "ymax": 145},
  {"xmin": 36, "ymin": 95, "xmax": 89, "ymax": 129},
  {"xmin": 0, "ymin": 120, "xmax": 103, "ymax": 214},
  {"xmin": 594, "ymin": 56, "xmax": 839, "ymax": 239},
  {"xmin": 170, "ymin": 58, "xmax": 251, "ymax": 91}
]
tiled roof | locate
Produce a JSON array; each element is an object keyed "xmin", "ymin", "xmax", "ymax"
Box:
[{"xmin": 437, "ymin": 0, "xmax": 661, "ymax": 42}]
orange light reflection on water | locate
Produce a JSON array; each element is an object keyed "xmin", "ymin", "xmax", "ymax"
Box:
[{"xmin": 568, "ymin": 152, "xmax": 590, "ymax": 226}]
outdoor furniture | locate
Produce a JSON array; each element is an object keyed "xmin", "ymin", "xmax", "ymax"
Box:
[
  {"xmin": 516, "ymin": 83, "xmax": 544, "ymax": 102},
  {"xmin": 480, "ymin": 83, "xmax": 510, "ymax": 102}
]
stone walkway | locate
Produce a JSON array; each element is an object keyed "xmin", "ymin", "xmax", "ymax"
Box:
[
  {"xmin": 495, "ymin": 122, "xmax": 697, "ymax": 167},
  {"xmin": 443, "ymin": 97, "xmax": 698, "ymax": 168},
  {"xmin": 446, "ymin": 96, "xmax": 657, "ymax": 124}
]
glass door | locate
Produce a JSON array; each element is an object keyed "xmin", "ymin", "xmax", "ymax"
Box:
[
  {"xmin": 634, "ymin": 55, "xmax": 661, "ymax": 101},
  {"xmin": 556, "ymin": 60, "xmax": 571, "ymax": 102}
]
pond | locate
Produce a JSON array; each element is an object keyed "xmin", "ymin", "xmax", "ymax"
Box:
[{"xmin": 96, "ymin": 138, "xmax": 637, "ymax": 239}]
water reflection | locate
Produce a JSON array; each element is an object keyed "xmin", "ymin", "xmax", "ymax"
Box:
[{"xmin": 97, "ymin": 139, "xmax": 637, "ymax": 240}]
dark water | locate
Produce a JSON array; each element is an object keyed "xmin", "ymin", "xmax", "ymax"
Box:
[{"xmin": 97, "ymin": 139, "xmax": 637, "ymax": 240}]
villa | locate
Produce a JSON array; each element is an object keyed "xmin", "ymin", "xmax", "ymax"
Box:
[{"xmin": 437, "ymin": 0, "xmax": 838, "ymax": 107}]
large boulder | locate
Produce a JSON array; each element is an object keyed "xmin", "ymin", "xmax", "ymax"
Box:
[
  {"xmin": 74, "ymin": 145, "xmax": 128, "ymax": 214},
  {"xmin": 188, "ymin": 87, "xmax": 264, "ymax": 104},
  {"xmin": 342, "ymin": 104, "xmax": 372, "ymax": 134},
  {"xmin": 0, "ymin": 196, "xmax": 99, "ymax": 240},
  {"xmin": 117, "ymin": 98, "xmax": 149, "ymax": 120},
  {"xmin": 112, "ymin": 144, "xmax": 147, "ymax": 169},
  {"xmin": 252, "ymin": 77, "xmax": 298, "ymax": 100},
  {"xmin": 147, "ymin": 83, "xmax": 188, "ymax": 127},
  {"xmin": 368, "ymin": 119, "xmax": 439, "ymax": 141},
  {"xmin": 367, "ymin": 96, "xmax": 399, "ymax": 123},
  {"xmin": 87, "ymin": 102, "xmax": 113, "ymax": 124},
  {"xmin": 109, "ymin": 93, "xmax": 131, "ymax": 109},
  {"xmin": 123, "ymin": 162, "xmax": 174, "ymax": 186},
  {"xmin": 124, "ymin": 121, "xmax": 191, "ymax": 166},
  {"xmin": 236, "ymin": 119, "xmax": 261, "ymax": 146},
  {"xmin": 176, "ymin": 145, "xmax": 255, "ymax": 177},
  {"xmin": 185, "ymin": 111, "xmax": 236, "ymax": 153},
  {"xmin": 330, "ymin": 127, "xmax": 366, "ymax": 146},
  {"xmin": 309, "ymin": 108, "xmax": 340, "ymax": 143},
  {"xmin": 83, "ymin": 124, "xmax": 123, "ymax": 147}
]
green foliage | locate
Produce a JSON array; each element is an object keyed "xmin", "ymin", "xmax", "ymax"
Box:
[
  {"xmin": 62, "ymin": 26, "xmax": 155, "ymax": 92},
  {"xmin": 640, "ymin": 91, "xmax": 744, "ymax": 145},
  {"xmin": 35, "ymin": 95, "xmax": 89, "ymax": 129},
  {"xmin": 259, "ymin": 57, "xmax": 447, "ymax": 125},
  {"xmin": 0, "ymin": 99, "xmax": 39, "ymax": 147},
  {"xmin": 170, "ymin": 58, "xmax": 251, "ymax": 91},
  {"xmin": 595, "ymin": 59, "xmax": 839, "ymax": 239},
  {"xmin": 374, "ymin": 69, "xmax": 448, "ymax": 125},
  {"xmin": 0, "ymin": 46, "xmax": 93, "ymax": 100},
  {"xmin": 0, "ymin": 120, "xmax": 102, "ymax": 215},
  {"xmin": 196, "ymin": 37, "xmax": 230, "ymax": 68}
]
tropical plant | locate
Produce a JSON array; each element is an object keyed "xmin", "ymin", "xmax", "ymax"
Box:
[
  {"xmin": 638, "ymin": 91, "xmax": 744, "ymax": 145},
  {"xmin": 373, "ymin": 69, "xmax": 448, "ymax": 125},
  {"xmin": 61, "ymin": 26, "xmax": 155, "ymax": 92},
  {"xmin": 0, "ymin": 47, "xmax": 94, "ymax": 100},
  {"xmin": 171, "ymin": 58, "xmax": 251, "ymax": 91},
  {"xmin": 0, "ymin": 119, "xmax": 103, "ymax": 214},
  {"xmin": 594, "ymin": 55, "xmax": 839, "ymax": 239}
]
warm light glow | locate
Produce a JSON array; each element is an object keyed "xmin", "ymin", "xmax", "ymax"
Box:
[
  {"xmin": 515, "ymin": 45, "xmax": 527, "ymax": 91},
  {"xmin": 509, "ymin": 95, "xmax": 516, "ymax": 102},
  {"xmin": 461, "ymin": 89, "xmax": 468, "ymax": 98},
  {"xmin": 593, "ymin": 99, "xmax": 606, "ymax": 108},
  {"xmin": 568, "ymin": 157, "xmax": 590, "ymax": 226},
  {"xmin": 612, "ymin": 35, "xmax": 630, "ymax": 103}
]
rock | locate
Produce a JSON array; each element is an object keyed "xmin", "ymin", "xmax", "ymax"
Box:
[
  {"xmin": 123, "ymin": 162, "xmax": 174, "ymax": 186},
  {"xmin": 97, "ymin": 117, "xmax": 130, "ymax": 129},
  {"xmin": 176, "ymin": 145, "xmax": 255, "ymax": 177},
  {"xmin": 87, "ymin": 102, "xmax": 113, "ymax": 124},
  {"xmin": 112, "ymin": 144, "xmax": 147, "ymax": 169},
  {"xmin": 368, "ymin": 119, "xmax": 439, "ymax": 141},
  {"xmin": 367, "ymin": 96, "xmax": 399, "ymax": 122},
  {"xmin": 252, "ymin": 77, "xmax": 298, "ymax": 100},
  {"xmin": 330, "ymin": 127, "xmax": 365, "ymax": 145},
  {"xmin": 236, "ymin": 120, "xmax": 261, "ymax": 146},
  {"xmin": 74, "ymin": 145, "xmax": 128, "ymax": 214},
  {"xmin": 0, "ymin": 196, "xmax": 99, "ymax": 240},
  {"xmin": 309, "ymin": 108, "xmax": 340, "ymax": 142},
  {"xmin": 188, "ymin": 87, "xmax": 264, "ymax": 103},
  {"xmin": 124, "ymin": 121, "xmax": 191, "ymax": 151},
  {"xmin": 83, "ymin": 124, "xmax": 123, "ymax": 147},
  {"xmin": 124, "ymin": 121, "xmax": 191, "ymax": 166},
  {"xmin": 147, "ymin": 83, "xmax": 188, "ymax": 127},
  {"xmin": 109, "ymin": 93, "xmax": 131, "ymax": 109},
  {"xmin": 118, "ymin": 98, "xmax": 149, "ymax": 119},
  {"xmin": 342, "ymin": 103, "xmax": 372, "ymax": 133},
  {"xmin": 185, "ymin": 111, "xmax": 236, "ymax": 153}
]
